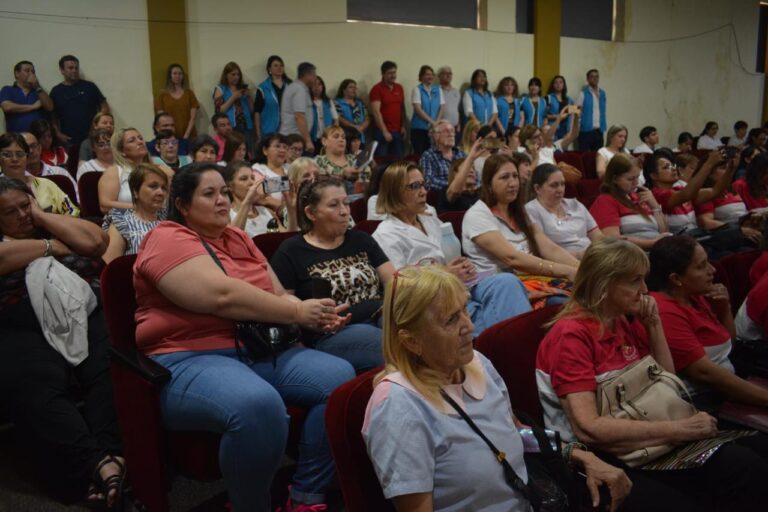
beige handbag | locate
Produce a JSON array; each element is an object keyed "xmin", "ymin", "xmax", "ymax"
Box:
[{"xmin": 596, "ymin": 355, "xmax": 697, "ymax": 467}]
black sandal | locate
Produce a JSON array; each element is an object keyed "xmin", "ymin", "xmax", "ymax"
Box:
[{"xmin": 92, "ymin": 455, "xmax": 127, "ymax": 509}]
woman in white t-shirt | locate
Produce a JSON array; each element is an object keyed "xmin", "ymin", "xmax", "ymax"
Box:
[
  {"xmin": 697, "ymin": 121, "xmax": 723, "ymax": 150},
  {"xmin": 76, "ymin": 128, "xmax": 114, "ymax": 182},
  {"xmin": 224, "ymin": 160, "xmax": 283, "ymax": 237},
  {"xmin": 251, "ymin": 133, "xmax": 288, "ymax": 210},
  {"xmin": 462, "ymin": 154, "xmax": 579, "ymax": 308},
  {"xmin": 596, "ymin": 125, "xmax": 630, "ymax": 179},
  {"xmin": 526, "ymin": 164, "xmax": 603, "ymax": 258}
]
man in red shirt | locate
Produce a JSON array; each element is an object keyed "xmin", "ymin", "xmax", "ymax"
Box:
[{"xmin": 369, "ymin": 61, "xmax": 406, "ymax": 158}]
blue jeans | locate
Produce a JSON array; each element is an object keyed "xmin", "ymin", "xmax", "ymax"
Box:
[
  {"xmin": 152, "ymin": 346, "xmax": 355, "ymax": 511},
  {"xmin": 468, "ymin": 273, "xmax": 532, "ymax": 336},
  {"xmin": 314, "ymin": 320, "xmax": 384, "ymax": 372},
  {"xmin": 373, "ymin": 129, "xmax": 405, "ymax": 158}
]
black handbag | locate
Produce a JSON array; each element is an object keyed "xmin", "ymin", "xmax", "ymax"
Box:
[
  {"xmin": 440, "ymin": 389, "xmax": 571, "ymax": 512},
  {"xmin": 201, "ymin": 238, "xmax": 299, "ymax": 366}
]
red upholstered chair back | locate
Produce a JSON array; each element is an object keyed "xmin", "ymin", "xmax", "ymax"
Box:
[
  {"xmin": 580, "ymin": 151, "xmax": 598, "ymax": 179},
  {"xmin": 41, "ymin": 175, "xmax": 78, "ymax": 206},
  {"xmin": 66, "ymin": 143, "xmax": 80, "ymax": 176},
  {"xmin": 438, "ymin": 210, "xmax": 465, "ymax": 240},
  {"xmin": 78, "ymin": 171, "xmax": 103, "ymax": 219},
  {"xmin": 100, "ymin": 254, "xmax": 139, "ymax": 350},
  {"xmin": 716, "ymin": 250, "xmax": 761, "ymax": 314},
  {"xmin": 575, "ymin": 179, "xmax": 602, "ymax": 209},
  {"xmin": 475, "ymin": 304, "xmax": 562, "ymax": 425},
  {"xmin": 352, "ymin": 219, "xmax": 381, "ymax": 235},
  {"xmin": 350, "ymin": 196, "xmax": 367, "ymax": 223},
  {"xmin": 564, "ymin": 181, "xmax": 577, "ymax": 198},
  {"xmin": 326, "ymin": 368, "xmax": 394, "ymax": 512},
  {"xmin": 252, "ymin": 231, "xmax": 297, "ymax": 261}
]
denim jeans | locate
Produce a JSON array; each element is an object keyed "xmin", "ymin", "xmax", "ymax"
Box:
[
  {"xmin": 152, "ymin": 346, "xmax": 355, "ymax": 511},
  {"xmin": 373, "ymin": 129, "xmax": 405, "ymax": 158},
  {"xmin": 314, "ymin": 320, "xmax": 384, "ymax": 372},
  {"xmin": 468, "ymin": 273, "xmax": 532, "ymax": 336}
]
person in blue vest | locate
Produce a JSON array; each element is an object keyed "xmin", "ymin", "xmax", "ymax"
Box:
[
  {"xmin": 493, "ymin": 76, "xmax": 521, "ymax": 136},
  {"xmin": 462, "ymin": 69, "xmax": 497, "ymax": 128},
  {"xmin": 254, "ymin": 55, "xmax": 290, "ymax": 145},
  {"xmin": 520, "ymin": 77, "xmax": 547, "ymax": 128},
  {"xmin": 545, "ymin": 75, "xmax": 574, "ymax": 140},
  {"xmin": 213, "ymin": 61, "xmax": 255, "ymax": 158},
  {"xmin": 310, "ymin": 76, "xmax": 339, "ymax": 154},
  {"xmin": 576, "ymin": 69, "xmax": 607, "ymax": 152},
  {"xmin": 410, "ymin": 65, "xmax": 445, "ymax": 155},
  {"xmin": 334, "ymin": 79, "xmax": 369, "ymax": 145}
]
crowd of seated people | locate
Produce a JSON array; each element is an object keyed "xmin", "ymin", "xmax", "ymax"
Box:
[{"xmin": 2, "ymin": 51, "xmax": 768, "ymax": 512}]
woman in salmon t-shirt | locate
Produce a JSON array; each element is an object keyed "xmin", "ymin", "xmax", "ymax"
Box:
[
  {"xmin": 133, "ymin": 164, "xmax": 355, "ymax": 511},
  {"xmin": 589, "ymin": 153, "xmax": 670, "ymax": 250}
]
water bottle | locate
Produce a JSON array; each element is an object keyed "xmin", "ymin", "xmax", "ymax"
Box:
[{"xmin": 440, "ymin": 222, "xmax": 461, "ymax": 262}]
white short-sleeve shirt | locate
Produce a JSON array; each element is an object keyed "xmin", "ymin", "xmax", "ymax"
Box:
[
  {"xmin": 229, "ymin": 206, "xmax": 274, "ymax": 238},
  {"xmin": 411, "ymin": 85, "xmax": 445, "ymax": 105},
  {"xmin": 525, "ymin": 198, "xmax": 597, "ymax": 254},
  {"xmin": 367, "ymin": 195, "xmax": 436, "ymax": 221},
  {"xmin": 372, "ymin": 214, "xmax": 445, "ymax": 269},
  {"xmin": 462, "ymin": 200, "xmax": 530, "ymax": 275}
]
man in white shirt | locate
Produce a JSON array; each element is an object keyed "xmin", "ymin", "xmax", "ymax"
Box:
[
  {"xmin": 576, "ymin": 69, "xmax": 606, "ymax": 152},
  {"xmin": 727, "ymin": 120, "xmax": 748, "ymax": 147},
  {"xmin": 280, "ymin": 62, "xmax": 317, "ymax": 154},
  {"xmin": 633, "ymin": 126, "xmax": 659, "ymax": 155},
  {"xmin": 22, "ymin": 131, "xmax": 77, "ymax": 199},
  {"xmin": 438, "ymin": 66, "xmax": 461, "ymax": 133}
]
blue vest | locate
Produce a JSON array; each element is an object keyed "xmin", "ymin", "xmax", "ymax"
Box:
[
  {"xmin": 495, "ymin": 96, "xmax": 520, "ymax": 132},
  {"xmin": 521, "ymin": 96, "xmax": 547, "ymax": 127},
  {"xmin": 469, "ymin": 89, "xmax": 494, "ymax": 124},
  {"xmin": 546, "ymin": 93, "xmax": 573, "ymax": 138},
  {"xmin": 579, "ymin": 86, "xmax": 607, "ymax": 132},
  {"xmin": 311, "ymin": 99, "xmax": 335, "ymax": 140},
  {"xmin": 216, "ymin": 85, "xmax": 253, "ymax": 131},
  {"xmin": 258, "ymin": 77, "xmax": 281, "ymax": 135},
  {"xmin": 334, "ymin": 98, "xmax": 367, "ymax": 143},
  {"xmin": 411, "ymin": 83, "xmax": 442, "ymax": 130}
]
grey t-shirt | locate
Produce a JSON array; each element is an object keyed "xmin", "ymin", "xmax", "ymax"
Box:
[{"xmin": 279, "ymin": 81, "xmax": 314, "ymax": 136}]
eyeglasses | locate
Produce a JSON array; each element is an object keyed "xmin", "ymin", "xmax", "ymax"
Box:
[
  {"xmin": 0, "ymin": 151, "xmax": 26, "ymax": 159},
  {"xmin": 660, "ymin": 163, "xmax": 677, "ymax": 171},
  {"xmin": 405, "ymin": 180, "xmax": 426, "ymax": 191},
  {"xmin": 159, "ymin": 139, "xmax": 178, "ymax": 147},
  {"xmin": 288, "ymin": 146, "xmax": 303, "ymax": 153},
  {"xmin": 95, "ymin": 141, "xmax": 111, "ymax": 149}
]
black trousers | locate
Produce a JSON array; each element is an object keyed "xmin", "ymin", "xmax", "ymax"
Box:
[
  {"xmin": 578, "ymin": 129, "xmax": 604, "ymax": 152},
  {"xmin": 612, "ymin": 434, "xmax": 768, "ymax": 512},
  {"xmin": 410, "ymin": 128, "xmax": 430, "ymax": 155},
  {"xmin": 0, "ymin": 301, "xmax": 121, "ymax": 503}
]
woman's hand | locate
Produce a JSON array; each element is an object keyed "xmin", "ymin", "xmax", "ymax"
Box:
[
  {"xmin": 295, "ymin": 299, "xmax": 349, "ymax": 330},
  {"xmin": 320, "ymin": 304, "xmax": 352, "ymax": 333},
  {"xmin": 231, "ymin": 87, "xmax": 246, "ymax": 100},
  {"xmin": 637, "ymin": 294, "xmax": 661, "ymax": 329},
  {"xmin": 580, "ymin": 452, "xmax": 633, "ymax": 512},
  {"xmin": 703, "ymin": 282, "xmax": 731, "ymax": 316},
  {"xmin": 675, "ymin": 412, "xmax": 718, "ymax": 442},
  {"xmin": 243, "ymin": 176, "xmax": 266, "ymax": 208},
  {"xmin": 741, "ymin": 226, "xmax": 762, "ymax": 244},
  {"xmin": 636, "ymin": 186, "xmax": 660, "ymax": 209},
  {"xmin": 447, "ymin": 257, "xmax": 476, "ymax": 283},
  {"xmin": 343, "ymin": 166, "xmax": 360, "ymax": 181}
]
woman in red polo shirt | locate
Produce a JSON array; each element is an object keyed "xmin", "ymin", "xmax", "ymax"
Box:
[
  {"xmin": 732, "ymin": 152, "xmax": 768, "ymax": 211},
  {"xmin": 536, "ymin": 237, "xmax": 768, "ymax": 511},
  {"xmin": 648, "ymin": 235, "xmax": 768, "ymax": 408}
]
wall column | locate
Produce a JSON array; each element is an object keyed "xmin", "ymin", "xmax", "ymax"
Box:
[
  {"xmin": 146, "ymin": 0, "xmax": 188, "ymax": 101},
  {"xmin": 533, "ymin": 0, "xmax": 561, "ymax": 88}
]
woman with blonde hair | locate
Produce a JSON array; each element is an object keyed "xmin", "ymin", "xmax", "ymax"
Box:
[
  {"xmin": 364, "ymin": 264, "xmax": 631, "ymax": 512},
  {"xmin": 537, "ymin": 237, "xmax": 768, "ymax": 511},
  {"xmin": 461, "ymin": 118, "xmax": 482, "ymax": 155},
  {"xmin": 372, "ymin": 161, "xmax": 530, "ymax": 335},
  {"xmin": 596, "ymin": 125, "xmax": 630, "ymax": 178},
  {"xmin": 98, "ymin": 127, "xmax": 160, "ymax": 214}
]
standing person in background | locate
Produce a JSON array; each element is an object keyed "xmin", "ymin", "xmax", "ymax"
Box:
[
  {"xmin": 410, "ymin": 65, "xmax": 445, "ymax": 155},
  {"xmin": 280, "ymin": 62, "xmax": 317, "ymax": 155},
  {"xmin": 520, "ymin": 77, "xmax": 547, "ymax": 128},
  {"xmin": 213, "ymin": 61, "xmax": 255, "ymax": 158},
  {"xmin": 370, "ymin": 61, "xmax": 406, "ymax": 158},
  {"xmin": 494, "ymin": 76, "xmax": 522, "ymax": 137},
  {"xmin": 462, "ymin": 69, "xmax": 497, "ymax": 128},
  {"xmin": 310, "ymin": 76, "xmax": 339, "ymax": 152},
  {"xmin": 438, "ymin": 66, "xmax": 461, "ymax": 134},
  {"xmin": 545, "ymin": 75, "xmax": 573, "ymax": 139},
  {"xmin": 334, "ymin": 79, "xmax": 369, "ymax": 145},
  {"xmin": 0, "ymin": 60, "xmax": 53, "ymax": 133},
  {"xmin": 254, "ymin": 55, "xmax": 290, "ymax": 143},
  {"xmin": 576, "ymin": 69, "xmax": 606, "ymax": 152},
  {"xmin": 154, "ymin": 63, "xmax": 199, "ymax": 141},
  {"xmin": 50, "ymin": 55, "xmax": 109, "ymax": 147}
]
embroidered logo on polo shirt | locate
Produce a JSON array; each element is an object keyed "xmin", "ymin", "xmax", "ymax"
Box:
[{"xmin": 621, "ymin": 343, "xmax": 638, "ymax": 361}]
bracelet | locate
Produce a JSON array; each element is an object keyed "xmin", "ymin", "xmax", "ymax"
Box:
[
  {"xmin": 563, "ymin": 441, "xmax": 589, "ymax": 468},
  {"xmin": 651, "ymin": 207, "xmax": 662, "ymax": 213},
  {"xmin": 42, "ymin": 239, "xmax": 52, "ymax": 257}
]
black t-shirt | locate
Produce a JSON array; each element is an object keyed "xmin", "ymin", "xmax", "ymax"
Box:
[
  {"xmin": 50, "ymin": 80, "xmax": 106, "ymax": 144},
  {"xmin": 270, "ymin": 230, "xmax": 388, "ymax": 324}
]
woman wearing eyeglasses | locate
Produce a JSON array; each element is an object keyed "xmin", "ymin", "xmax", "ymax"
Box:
[
  {"xmin": 315, "ymin": 126, "xmax": 369, "ymax": 194},
  {"xmin": 372, "ymin": 162, "xmax": 530, "ymax": 336},
  {"xmin": 364, "ymin": 264, "xmax": 630, "ymax": 512},
  {"xmin": 271, "ymin": 176, "xmax": 395, "ymax": 371},
  {"xmin": 151, "ymin": 130, "xmax": 191, "ymax": 172},
  {"xmin": 76, "ymin": 129, "xmax": 114, "ymax": 182}
]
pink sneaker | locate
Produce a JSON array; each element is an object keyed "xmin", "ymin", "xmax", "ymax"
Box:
[{"xmin": 275, "ymin": 487, "xmax": 327, "ymax": 512}]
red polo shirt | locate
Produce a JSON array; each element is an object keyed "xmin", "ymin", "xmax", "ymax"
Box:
[{"xmin": 369, "ymin": 81, "xmax": 404, "ymax": 132}]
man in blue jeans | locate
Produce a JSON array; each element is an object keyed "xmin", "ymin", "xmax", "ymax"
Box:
[{"xmin": 369, "ymin": 61, "xmax": 406, "ymax": 158}]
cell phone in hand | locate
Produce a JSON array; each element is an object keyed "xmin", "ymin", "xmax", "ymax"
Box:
[
  {"xmin": 263, "ymin": 176, "xmax": 290, "ymax": 194},
  {"xmin": 724, "ymin": 146, "xmax": 738, "ymax": 160}
]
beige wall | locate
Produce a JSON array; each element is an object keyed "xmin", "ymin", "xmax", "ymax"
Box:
[
  {"xmin": 560, "ymin": 0, "xmax": 765, "ymax": 148},
  {"xmin": 0, "ymin": 0, "xmax": 154, "ymax": 137},
  {"xmin": 0, "ymin": 0, "xmax": 763, "ymax": 152}
]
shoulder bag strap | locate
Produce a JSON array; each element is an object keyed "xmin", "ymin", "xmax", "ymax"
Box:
[
  {"xmin": 201, "ymin": 238, "xmax": 227, "ymax": 275},
  {"xmin": 439, "ymin": 389, "xmax": 533, "ymax": 503}
]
